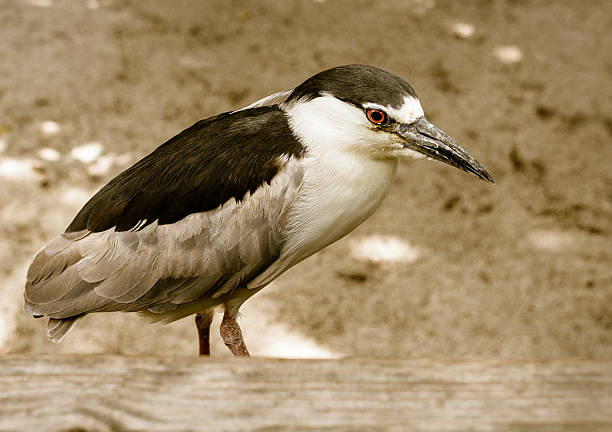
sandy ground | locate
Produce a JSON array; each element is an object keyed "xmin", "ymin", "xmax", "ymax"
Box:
[{"xmin": 0, "ymin": 0, "xmax": 610, "ymax": 359}]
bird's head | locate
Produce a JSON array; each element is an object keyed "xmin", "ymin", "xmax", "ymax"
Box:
[{"xmin": 282, "ymin": 64, "xmax": 493, "ymax": 183}]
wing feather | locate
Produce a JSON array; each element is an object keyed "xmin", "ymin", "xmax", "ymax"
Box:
[
  {"xmin": 25, "ymin": 262, "xmax": 84, "ymax": 304},
  {"xmin": 47, "ymin": 316, "xmax": 80, "ymax": 343},
  {"xmin": 26, "ymin": 236, "xmax": 82, "ymax": 286},
  {"xmin": 235, "ymin": 89, "xmax": 293, "ymax": 112},
  {"xmin": 25, "ymin": 104, "xmax": 305, "ymax": 338},
  {"xmin": 24, "ymin": 157, "xmax": 304, "ymax": 328},
  {"xmin": 52, "ymin": 289, "xmax": 110, "ymax": 318},
  {"xmin": 165, "ymin": 276, "xmax": 221, "ymax": 304}
]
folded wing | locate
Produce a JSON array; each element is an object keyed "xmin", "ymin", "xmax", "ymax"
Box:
[{"xmin": 24, "ymin": 105, "xmax": 305, "ymax": 341}]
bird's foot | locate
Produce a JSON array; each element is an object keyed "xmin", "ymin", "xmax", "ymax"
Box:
[
  {"xmin": 195, "ymin": 311, "xmax": 213, "ymax": 356},
  {"xmin": 220, "ymin": 310, "xmax": 250, "ymax": 357}
]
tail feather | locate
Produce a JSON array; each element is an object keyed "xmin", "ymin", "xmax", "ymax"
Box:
[{"xmin": 47, "ymin": 316, "xmax": 81, "ymax": 343}]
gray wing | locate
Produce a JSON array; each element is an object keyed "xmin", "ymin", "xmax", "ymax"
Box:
[{"xmin": 25, "ymin": 157, "xmax": 303, "ymax": 339}]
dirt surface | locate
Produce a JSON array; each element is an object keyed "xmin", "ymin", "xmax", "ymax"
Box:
[{"xmin": 1, "ymin": 0, "xmax": 610, "ymax": 358}]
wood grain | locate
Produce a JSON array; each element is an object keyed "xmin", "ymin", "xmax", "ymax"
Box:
[{"xmin": 1, "ymin": 356, "xmax": 610, "ymax": 431}]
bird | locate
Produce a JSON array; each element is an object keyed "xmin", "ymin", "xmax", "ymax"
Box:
[{"xmin": 24, "ymin": 64, "xmax": 493, "ymax": 357}]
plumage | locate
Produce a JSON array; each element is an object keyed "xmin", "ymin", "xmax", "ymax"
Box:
[
  {"xmin": 26, "ymin": 144, "xmax": 304, "ymax": 336},
  {"xmin": 285, "ymin": 64, "xmax": 417, "ymax": 108},
  {"xmin": 24, "ymin": 64, "xmax": 493, "ymax": 354},
  {"xmin": 66, "ymin": 106, "xmax": 304, "ymax": 233},
  {"xmin": 47, "ymin": 316, "xmax": 80, "ymax": 343}
]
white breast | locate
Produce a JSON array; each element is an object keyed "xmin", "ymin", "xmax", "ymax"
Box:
[
  {"xmin": 283, "ymin": 151, "xmax": 397, "ymax": 260},
  {"xmin": 247, "ymin": 95, "xmax": 400, "ymax": 289},
  {"xmin": 248, "ymin": 150, "xmax": 397, "ymax": 289}
]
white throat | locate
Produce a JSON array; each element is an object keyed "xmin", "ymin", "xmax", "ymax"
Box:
[
  {"xmin": 285, "ymin": 95, "xmax": 372, "ymax": 154},
  {"xmin": 249, "ymin": 97, "xmax": 399, "ymax": 286}
]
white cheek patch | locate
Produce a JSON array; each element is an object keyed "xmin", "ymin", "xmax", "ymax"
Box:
[
  {"xmin": 287, "ymin": 94, "xmax": 425, "ymax": 158},
  {"xmin": 364, "ymin": 95, "xmax": 424, "ymax": 124},
  {"xmin": 287, "ymin": 95, "xmax": 370, "ymax": 153}
]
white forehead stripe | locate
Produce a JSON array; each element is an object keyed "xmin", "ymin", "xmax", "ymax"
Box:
[{"xmin": 364, "ymin": 96, "xmax": 424, "ymax": 124}]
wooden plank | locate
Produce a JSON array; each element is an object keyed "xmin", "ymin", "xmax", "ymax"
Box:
[{"xmin": 0, "ymin": 356, "xmax": 610, "ymax": 432}]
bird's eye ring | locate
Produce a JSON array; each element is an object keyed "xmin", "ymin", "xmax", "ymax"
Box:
[{"xmin": 366, "ymin": 108, "xmax": 387, "ymax": 125}]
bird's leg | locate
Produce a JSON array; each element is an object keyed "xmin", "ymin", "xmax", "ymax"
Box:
[
  {"xmin": 220, "ymin": 309, "xmax": 250, "ymax": 357},
  {"xmin": 195, "ymin": 311, "xmax": 213, "ymax": 356}
]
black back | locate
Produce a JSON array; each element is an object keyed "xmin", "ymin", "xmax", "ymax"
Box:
[
  {"xmin": 285, "ymin": 64, "xmax": 417, "ymax": 109},
  {"xmin": 67, "ymin": 106, "xmax": 304, "ymax": 233}
]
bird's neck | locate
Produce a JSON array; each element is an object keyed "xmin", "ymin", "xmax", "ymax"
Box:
[{"xmin": 281, "ymin": 149, "xmax": 398, "ymax": 265}]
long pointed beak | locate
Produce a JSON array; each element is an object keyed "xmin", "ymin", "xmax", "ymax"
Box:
[{"xmin": 397, "ymin": 117, "xmax": 494, "ymax": 183}]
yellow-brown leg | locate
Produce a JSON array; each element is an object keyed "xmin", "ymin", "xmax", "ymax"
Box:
[
  {"xmin": 220, "ymin": 309, "xmax": 250, "ymax": 357},
  {"xmin": 195, "ymin": 312, "xmax": 213, "ymax": 356}
]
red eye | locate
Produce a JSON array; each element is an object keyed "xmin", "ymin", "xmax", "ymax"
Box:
[{"xmin": 366, "ymin": 108, "xmax": 387, "ymax": 125}]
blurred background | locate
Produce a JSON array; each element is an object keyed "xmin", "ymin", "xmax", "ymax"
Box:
[{"xmin": 0, "ymin": 0, "xmax": 610, "ymax": 359}]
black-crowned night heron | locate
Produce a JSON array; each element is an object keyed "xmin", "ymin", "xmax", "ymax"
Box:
[{"xmin": 24, "ymin": 64, "xmax": 493, "ymax": 357}]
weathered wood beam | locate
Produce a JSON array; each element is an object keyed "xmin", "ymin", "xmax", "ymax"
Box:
[{"xmin": 1, "ymin": 356, "xmax": 610, "ymax": 431}]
